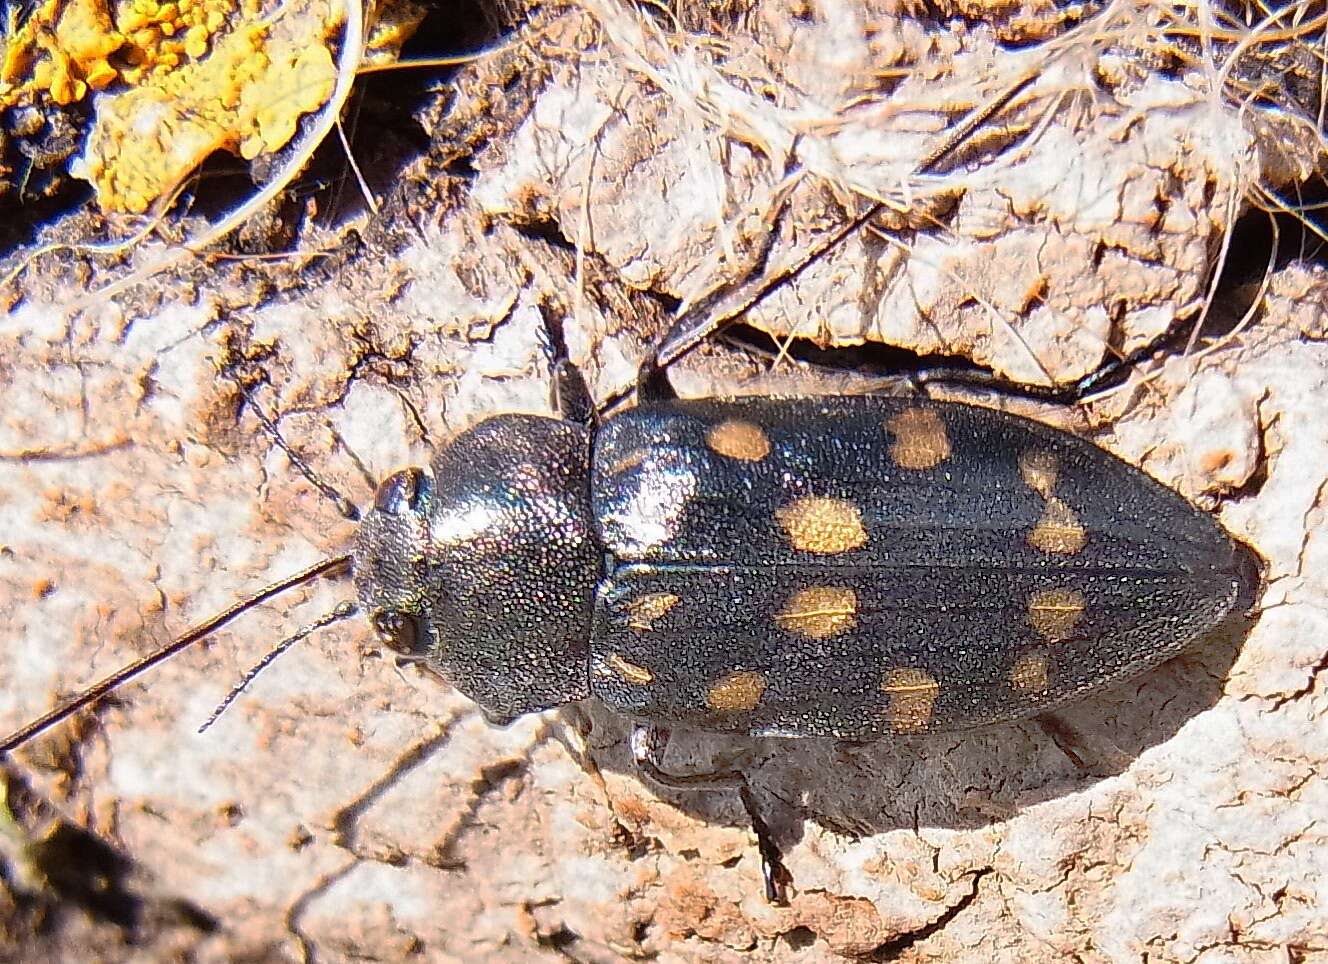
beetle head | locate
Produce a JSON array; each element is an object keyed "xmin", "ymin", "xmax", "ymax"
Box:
[
  {"xmin": 352, "ymin": 415, "xmax": 601, "ymax": 725},
  {"xmin": 354, "ymin": 465, "xmax": 439, "ymax": 661}
]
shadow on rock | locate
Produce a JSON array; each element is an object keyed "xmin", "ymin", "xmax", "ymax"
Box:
[{"xmin": 0, "ymin": 771, "xmax": 218, "ymax": 952}]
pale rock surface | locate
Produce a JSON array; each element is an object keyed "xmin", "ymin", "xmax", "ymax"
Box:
[{"xmin": 0, "ymin": 2, "xmax": 1325, "ymax": 961}]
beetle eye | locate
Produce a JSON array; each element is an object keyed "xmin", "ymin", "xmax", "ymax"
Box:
[
  {"xmin": 371, "ymin": 610, "xmax": 422, "ymax": 655},
  {"xmin": 372, "ymin": 468, "xmax": 429, "ymax": 515}
]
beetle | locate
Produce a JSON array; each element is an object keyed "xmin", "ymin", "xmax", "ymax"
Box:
[
  {"xmin": 359, "ymin": 356, "xmax": 1262, "ymax": 738},
  {"xmin": 0, "ymin": 302, "xmax": 1263, "ymax": 902},
  {"xmin": 3, "ymin": 292, "xmax": 1267, "ymax": 897},
  {"xmin": 355, "ymin": 325, "xmax": 1261, "ymax": 888}
]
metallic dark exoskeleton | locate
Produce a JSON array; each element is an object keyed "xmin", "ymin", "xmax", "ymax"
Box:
[
  {"xmin": 0, "ymin": 344, "xmax": 1263, "ymax": 905},
  {"xmin": 354, "ymin": 382, "xmax": 1260, "ymax": 743}
]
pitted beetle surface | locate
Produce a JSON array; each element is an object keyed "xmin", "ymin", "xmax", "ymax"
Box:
[
  {"xmin": 0, "ymin": 340, "xmax": 1262, "ymax": 905},
  {"xmin": 352, "ymin": 392, "xmax": 1259, "ymax": 743}
]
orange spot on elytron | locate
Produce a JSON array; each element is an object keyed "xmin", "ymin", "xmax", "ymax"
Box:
[
  {"xmin": 1018, "ymin": 449, "xmax": 1059, "ymax": 499},
  {"xmin": 1009, "ymin": 652, "xmax": 1051, "ymax": 694},
  {"xmin": 604, "ymin": 652, "xmax": 654, "ymax": 686},
  {"xmin": 881, "ymin": 667, "xmax": 940, "ymax": 732},
  {"xmin": 776, "ymin": 497, "xmax": 867, "ymax": 555},
  {"xmin": 1028, "ymin": 498, "xmax": 1088, "ymax": 555},
  {"xmin": 706, "ymin": 419, "xmax": 771, "ymax": 462},
  {"xmin": 624, "ymin": 592, "xmax": 680, "ymax": 631},
  {"xmin": 1018, "ymin": 449, "xmax": 1086, "ymax": 555},
  {"xmin": 775, "ymin": 586, "xmax": 857, "ymax": 639},
  {"xmin": 706, "ymin": 671, "xmax": 767, "ymax": 712},
  {"xmin": 1027, "ymin": 587, "xmax": 1086, "ymax": 640},
  {"xmin": 606, "ymin": 449, "xmax": 648, "ymax": 476},
  {"xmin": 886, "ymin": 408, "xmax": 951, "ymax": 470}
]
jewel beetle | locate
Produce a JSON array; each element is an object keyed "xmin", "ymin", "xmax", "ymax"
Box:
[
  {"xmin": 357, "ymin": 367, "xmax": 1261, "ymax": 741},
  {"xmin": 0, "ymin": 307, "xmax": 1263, "ymax": 902},
  {"xmin": 348, "ymin": 331, "xmax": 1260, "ymax": 895},
  {"xmin": 0, "ymin": 75, "xmax": 1263, "ymax": 904}
]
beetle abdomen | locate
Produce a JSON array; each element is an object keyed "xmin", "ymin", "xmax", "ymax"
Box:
[{"xmin": 588, "ymin": 397, "xmax": 1258, "ymax": 737}]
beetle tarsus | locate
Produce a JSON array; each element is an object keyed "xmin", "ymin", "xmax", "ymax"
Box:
[
  {"xmin": 242, "ymin": 391, "xmax": 361, "ymax": 522},
  {"xmin": 552, "ymin": 359, "xmax": 596, "ymax": 426},
  {"xmin": 629, "ymin": 724, "xmax": 787, "ymax": 903},
  {"xmin": 635, "ymin": 355, "xmax": 677, "ymax": 403},
  {"xmin": 739, "ymin": 783, "xmax": 788, "ymax": 904}
]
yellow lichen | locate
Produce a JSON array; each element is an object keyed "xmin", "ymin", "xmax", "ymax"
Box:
[
  {"xmin": 116, "ymin": 0, "xmax": 254, "ymax": 85},
  {"xmin": 76, "ymin": 0, "xmax": 341, "ymax": 212},
  {"xmin": 1, "ymin": 0, "xmax": 124, "ymax": 107},
  {"xmin": 362, "ymin": 0, "xmax": 427, "ymax": 68},
  {"xmin": 1, "ymin": 0, "xmax": 423, "ymax": 213}
]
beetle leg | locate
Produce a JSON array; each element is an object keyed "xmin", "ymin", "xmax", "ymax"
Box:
[
  {"xmin": 552, "ymin": 359, "xmax": 596, "ymax": 425},
  {"xmin": 239, "ymin": 388, "xmax": 361, "ymax": 521},
  {"xmin": 903, "ymin": 313, "xmax": 1206, "ymax": 404},
  {"xmin": 635, "ymin": 354, "xmax": 678, "ymax": 403},
  {"xmin": 740, "ymin": 782, "xmax": 787, "ymax": 905},
  {"xmin": 628, "ymin": 724, "xmax": 788, "ymax": 903}
]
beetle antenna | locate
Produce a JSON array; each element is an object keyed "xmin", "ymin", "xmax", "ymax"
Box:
[
  {"xmin": 0, "ymin": 554, "xmax": 353, "ymax": 755},
  {"xmin": 197, "ymin": 601, "xmax": 358, "ymax": 733},
  {"xmin": 243, "ymin": 394, "xmax": 361, "ymax": 522}
]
